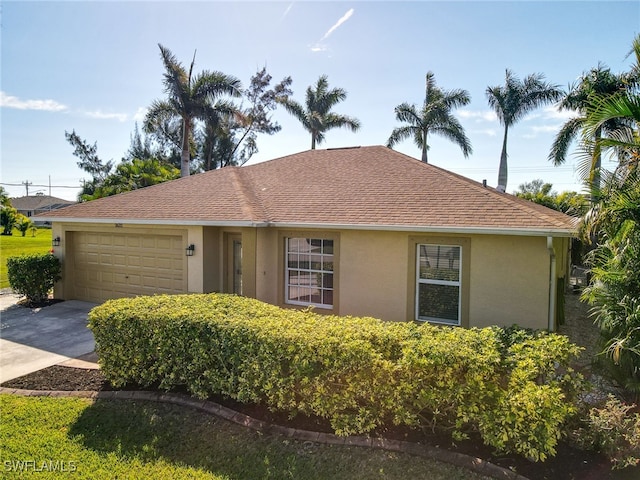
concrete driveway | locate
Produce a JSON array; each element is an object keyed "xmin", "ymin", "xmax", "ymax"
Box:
[{"xmin": 0, "ymin": 292, "xmax": 97, "ymax": 383}]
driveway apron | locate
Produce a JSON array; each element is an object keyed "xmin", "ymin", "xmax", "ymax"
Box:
[{"xmin": 0, "ymin": 295, "xmax": 97, "ymax": 383}]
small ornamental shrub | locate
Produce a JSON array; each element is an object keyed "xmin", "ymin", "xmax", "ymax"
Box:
[
  {"xmin": 7, "ymin": 253, "xmax": 62, "ymax": 304},
  {"xmin": 577, "ymin": 396, "xmax": 640, "ymax": 469},
  {"xmin": 89, "ymin": 293, "xmax": 583, "ymax": 462}
]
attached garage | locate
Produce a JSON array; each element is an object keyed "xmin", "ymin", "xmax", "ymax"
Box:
[
  {"xmin": 68, "ymin": 230, "xmax": 187, "ymax": 303},
  {"xmin": 39, "ymin": 146, "xmax": 576, "ymax": 330}
]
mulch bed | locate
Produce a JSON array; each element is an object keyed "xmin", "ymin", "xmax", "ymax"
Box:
[{"xmin": 3, "ymin": 365, "xmax": 635, "ymax": 480}]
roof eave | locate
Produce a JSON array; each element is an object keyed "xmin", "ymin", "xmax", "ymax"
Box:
[
  {"xmin": 38, "ymin": 217, "xmax": 269, "ymax": 228},
  {"xmin": 40, "ymin": 217, "xmax": 576, "ymax": 237},
  {"xmin": 266, "ymin": 222, "xmax": 577, "ymax": 237}
]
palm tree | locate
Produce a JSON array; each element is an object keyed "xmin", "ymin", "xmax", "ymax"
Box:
[
  {"xmin": 278, "ymin": 75, "xmax": 360, "ymax": 149},
  {"xmin": 582, "ymin": 91, "xmax": 640, "ymax": 177},
  {"xmin": 144, "ymin": 44, "xmax": 242, "ymax": 177},
  {"xmin": 549, "ymin": 65, "xmax": 626, "ymax": 192},
  {"xmin": 387, "ymin": 72, "xmax": 472, "ymax": 163},
  {"xmin": 486, "ymin": 70, "xmax": 562, "ymax": 190}
]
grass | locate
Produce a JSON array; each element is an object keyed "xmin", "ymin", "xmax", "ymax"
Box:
[
  {"xmin": 0, "ymin": 395, "xmax": 489, "ymax": 480},
  {"xmin": 0, "ymin": 228, "xmax": 52, "ymax": 289}
]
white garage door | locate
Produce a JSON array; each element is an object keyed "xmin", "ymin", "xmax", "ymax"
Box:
[{"xmin": 71, "ymin": 231, "xmax": 186, "ymax": 303}]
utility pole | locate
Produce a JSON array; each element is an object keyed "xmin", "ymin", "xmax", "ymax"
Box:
[{"xmin": 22, "ymin": 180, "xmax": 32, "ymax": 196}]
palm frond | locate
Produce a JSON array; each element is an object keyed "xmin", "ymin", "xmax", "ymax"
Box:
[
  {"xmin": 394, "ymin": 103, "xmax": 422, "ymax": 125},
  {"xmin": 323, "ymin": 113, "xmax": 361, "ymax": 132},
  {"xmin": 192, "ymin": 71, "xmax": 242, "ymax": 102},
  {"xmin": 386, "ymin": 126, "xmax": 415, "ymax": 149},
  {"xmin": 157, "ymin": 44, "xmax": 189, "ymax": 99},
  {"xmin": 549, "ymin": 116, "xmax": 584, "ymax": 166}
]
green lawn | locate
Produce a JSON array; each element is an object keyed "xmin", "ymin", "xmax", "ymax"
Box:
[
  {"xmin": 0, "ymin": 228, "xmax": 52, "ymax": 289},
  {"xmin": 0, "ymin": 395, "xmax": 489, "ymax": 480}
]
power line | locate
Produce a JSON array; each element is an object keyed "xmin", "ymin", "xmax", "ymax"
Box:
[{"xmin": 0, "ymin": 182, "xmax": 79, "ymax": 189}]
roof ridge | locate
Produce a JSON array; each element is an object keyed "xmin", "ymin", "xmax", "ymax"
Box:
[{"xmin": 228, "ymin": 167, "xmax": 266, "ymax": 222}]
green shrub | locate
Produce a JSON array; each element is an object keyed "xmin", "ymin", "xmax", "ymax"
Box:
[
  {"xmin": 7, "ymin": 253, "xmax": 61, "ymax": 303},
  {"xmin": 576, "ymin": 396, "xmax": 640, "ymax": 469},
  {"xmin": 89, "ymin": 293, "xmax": 583, "ymax": 461}
]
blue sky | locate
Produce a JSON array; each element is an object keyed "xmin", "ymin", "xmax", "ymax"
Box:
[{"xmin": 1, "ymin": 1, "xmax": 638, "ymax": 201}]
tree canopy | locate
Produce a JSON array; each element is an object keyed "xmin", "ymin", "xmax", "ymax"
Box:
[
  {"xmin": 277, "ymin": 75, "xmax": 360, "ymax": 149},
  {"xmin": 486, "ymin": 70, "xmax": 562, "ymax": 191},
  {"xmin": 387, "ymin": 72, "xmax": 472, "ymax": 163}
]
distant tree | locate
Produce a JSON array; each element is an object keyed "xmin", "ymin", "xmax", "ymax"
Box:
[
  {"xmin": 515, "ymin": 179, "xmax": 588, "ymax": 216},
  {"xmin": 278, "ymin": 75, "xmax": 360, "ymax": 149},
  {"xmin": 65, "ymin": 130, "xmax": 114, "ymax": 200},
  {"xmin": 486, "ymin": 70, "xmax": 562, "ymax": 191},
  {"xmin": 83, "ymin": 158, "xmax": 180, "ymax": 201},
  {"xmin": 144, "ymin": 44, "xmax": 242, "ymax": 177},
  {"xmin": 0, "ymin": 205, "xmax": 17, "ymax": 235},
  {"xmin": 0, "ymin": 187, "xmax": 11, "ymax": 207},
  {"xmin": 549, "ymin": 65, "xmax": 626, "ymax": 193},
  {"xmin": 219, "ymin": 67, "xmax": 293, "ymax": 167},
  {"xmin": 124, "ymin": 123, "xmax": 154, "ymax": 162},
  {"xmin": 387, "ymin": 72, "xmax": 472, "ymax": 163},
  {"xmin": 142, "ymin": 110, "xmax": 183, "ymax": 167},
  {"xmin": 15, "ymin": 214, "xmax": 33, "ymax": 237}
]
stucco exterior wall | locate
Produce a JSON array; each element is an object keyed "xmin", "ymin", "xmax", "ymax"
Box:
[
  {"xmin": 255, "ymin": 228, "xmax": 279, "ymax": 303},
  {"xmin": 252, "ymin": 228, "xmax": 556, "ymax": 330},
  {"xmin": 338, "ymin": 230, "xmax": 409, "ymax": 321},
  {"xmin": 51, "ymin": 221, "xmax": 565, "ymax": 331},
  {"xmin": 467, "ymin": 235, "xmax": 550, "ymax": 330}
]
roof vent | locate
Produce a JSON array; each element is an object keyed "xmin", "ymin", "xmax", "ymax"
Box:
[
  {"xmin": 327, "ymin": 146, "xmax": 361, "ymax": 151},
  {"xmin": 482, "ymin": 179, "xmax": 487, "ymax": 188}
]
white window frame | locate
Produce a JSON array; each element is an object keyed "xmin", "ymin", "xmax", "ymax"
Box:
[
  {"xmin": 285, "ymin": 237, "xmax": 334, "ymax": 310},
  {"xmin": 415, "ymin": 243, "xmax": 462, "ymax": 325}
]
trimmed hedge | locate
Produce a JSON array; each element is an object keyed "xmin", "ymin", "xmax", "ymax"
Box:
[
  {"xmin": 89, "ymin": 294, "xmax": 583, "ymax": 461},
  {"xmin": 7, "ymin": 253, "xmax": 61, "ymax": 303}
]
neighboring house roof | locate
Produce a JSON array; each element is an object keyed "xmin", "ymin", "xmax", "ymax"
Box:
[
  {"xmin": 11, "ymin": 195, "xmax": 75, "ymax": 212},
  {"xmin": 38, "ymin": 146, "xmax": 577, "ymax": 236}
]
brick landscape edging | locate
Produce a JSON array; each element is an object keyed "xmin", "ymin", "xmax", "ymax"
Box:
[{"xmin": 0, "ymin": 387, "xmax": 528, "ymax": 480}]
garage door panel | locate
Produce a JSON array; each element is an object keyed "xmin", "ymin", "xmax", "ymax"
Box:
[
  {"xmin": 113, "ymin": 254, "xmax": 126, "ymax": 266},
  {"xmin": 72, "ymin": 232, "xmax": 186, "ymax": 303}
]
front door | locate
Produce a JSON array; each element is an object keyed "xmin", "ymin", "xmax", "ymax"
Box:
[{"xmin": 227, "ymin": 234, "xmax": 242, "ymax": 295}]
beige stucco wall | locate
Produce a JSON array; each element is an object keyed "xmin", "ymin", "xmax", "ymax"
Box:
[
  {"xmin": 252, "ymin": 228, "xmax": 558, "ymax": 330},
  {"xmin": 467, "ymin": 235, "xmax": 551, "ymax": 330},
  {"xmin": 255, "ymin": 228, "xmax": 279, "ymax": 302},
  {"xmin": 338, "ymin": 230, "xmax": 409, "ymax": 321},
  {"xmin": 52, "ymin": 221, "xmax": 567, "ymax": 331}
]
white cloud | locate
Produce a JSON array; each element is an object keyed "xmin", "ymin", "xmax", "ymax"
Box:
[
  {"xmin": 281, "ymin": 2, "xmax": 294, "ymax": 21},
  {"xmin": 472, "ymin": 128, "xmax": 498, "ymax": 137},
  {"xmin": 133, "ymin": 107, "xmax": 147, "ymax": 122},
  {"xmin": 531, "ymin": 124, "xmax": 562, "ymax": 134},
  {"xmin": 541, "ymin": 105, "xmax": 576, "ymax": 120},
  {"xmin": 312, "ymin": 8, "xmax": 354, "ymax": 51},
  {"xmin": 320, "ymin": 8, "xmax": 354, "ymax": 41},
  {"xmin": 459, "ymin": 109, "xmax": 497, "ymax": 122},
  {"xmin": 83, "ymin": 110, "xmax": 128, "ymax": 122},
  {"xmin": 0, "ymin": 91, "xmax": 68, "ymax": 112}
]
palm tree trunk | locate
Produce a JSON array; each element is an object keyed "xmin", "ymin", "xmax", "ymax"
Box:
[
  {"xmin": 421, "ymin": 131, "xmax": 428, "ymax": 163},
  {"xmin": 311, "ymin": 133, "xmax": 316, "ymax": 150},
  {"xmin": 181, "ymin": 117, "xmax": 191, "ymax": 177},
  {"xmin": 590, "ymin": 126, "xmax": 603, "ymax": 203},
  {"xmin": 497, "ymin": 125, "xmax": 509, "ymax": 190}
]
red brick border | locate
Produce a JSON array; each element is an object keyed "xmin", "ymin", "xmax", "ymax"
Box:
[{"xmin": 0, "ymin": 387, "xmax": 528, "ymax": 480}]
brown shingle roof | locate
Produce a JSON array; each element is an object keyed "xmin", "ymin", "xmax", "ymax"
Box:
[
  {"xmin": 12, "ymin": 195, "xmax": 75, "ymax": 211},
  {"xmin": 40, "ymin": 146, "xmax": 577, "ymax": 235}
]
